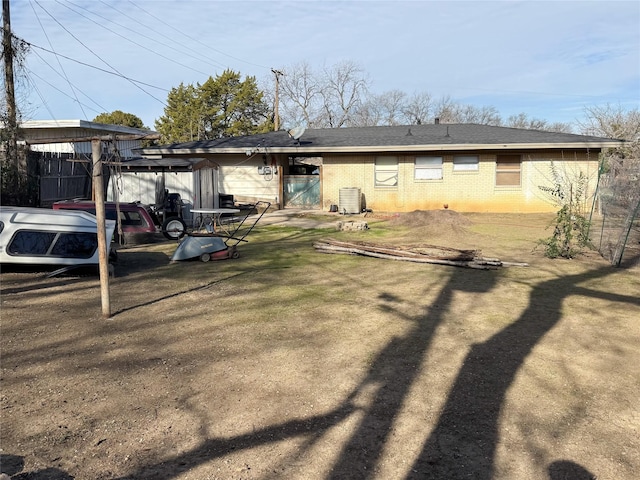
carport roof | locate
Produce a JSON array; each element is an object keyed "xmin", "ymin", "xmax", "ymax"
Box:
[
  {"xmin": 136, "ymin": 123, "xmax": 624, "ymax": 157},
  {"xmin": 119, "ymin": 157, "xmax": 204, "ymax": 171}
]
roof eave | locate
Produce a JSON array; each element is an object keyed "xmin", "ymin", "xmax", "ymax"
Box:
[
  {"xmin": 19, "ymin": 119, "xmax": 155, "ymax": 136},
  {"xmin": 140, "ymin": 141, "xmax": 623, "ymax": 156}
]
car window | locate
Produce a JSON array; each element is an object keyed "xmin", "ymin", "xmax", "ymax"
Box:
[
  {"xmin": 50, "ymin": 232, "xmax": 97, "ymax": 258},
  {"xmin": 121, "ymin": 211, "xmax": 145, "ymax": 226},
  {"xmin": 104, "ymin": 210, "xmax": 118, "ymax": 221},
  {"xmin": 8, "ymin": 230, "xmax": 98, "ymax": 258},
  {"xmin": 8, "ymin": 231, "xmax": 57, "ymax": 255}
]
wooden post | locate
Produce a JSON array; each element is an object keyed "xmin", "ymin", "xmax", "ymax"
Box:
[
  {"xmin": 277, "ymin": 164, "xmax": 283, "ymax": 209},
  {"xmin": 272, "ymin": 68, "xmax": 283, "ymax": 131},
  {"xmin": 92, "ymin": 139, "xmax": 111, "ymax": 318},
  {"xmin": 3, "ymin": 0, "xmax": 19, "ymax": 173}
]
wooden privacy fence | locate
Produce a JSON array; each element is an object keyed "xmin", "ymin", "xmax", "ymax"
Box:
[{"xmin": 38, "ymin": 152, "xmax": 93, "ymax": 206}]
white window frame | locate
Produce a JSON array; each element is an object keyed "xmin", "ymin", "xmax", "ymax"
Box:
[
  {"xmin": 415, "ymin": 156, "xmax": 443, "ymax": 180},
  {"xmin": 375, "ymin": 156, "xmax": 398, "ymax": 187},
  {"xmin": 453, "ymin": 155, "xmax": 479, "ymax": 172}
]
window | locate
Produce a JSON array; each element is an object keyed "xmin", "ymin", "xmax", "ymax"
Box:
[
  {"xmin": 415, "ymin": 156, "xmax": 443, "ymax": 180},
  {"xmin": 51, "ymin": 233, "xmax": 98, "ymax": 258},
  {"xmin": 120, "ymin": 211, "xmax": 146, "ymax": 227},
  {"xmin": 496, "ymin": 155, "xmax": 521, "ymax": 186},
  {"xmin": 7, "ymin": 230, "xmax": 97, "ymax": 258},
  {"xmin": 375, "ymin": 156, "xmax": 398, "ymax": 187},
  {"xmin": 453, "ymin": 155, "xmax": 479, "ymax": 171},
  {"xmin": 8, "ymin": 231, "xmax": 56, "ymax": 255}
]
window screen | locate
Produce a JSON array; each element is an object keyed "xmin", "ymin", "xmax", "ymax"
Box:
[
  {"xmin": 453, "ymin": 155, "xmax": 479, "ymax": 171},
  {"xmin": 415, "ymin": 156, "xmax": 443, "ymax": 180},
  {"xmin": 375, "ymin": 156, "xmax": 398, "ymax": 187}
]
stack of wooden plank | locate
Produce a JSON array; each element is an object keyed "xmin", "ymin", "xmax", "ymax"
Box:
[{"xmin": 313, "ymin": 239, "xmax": 528, "ymax": 270}]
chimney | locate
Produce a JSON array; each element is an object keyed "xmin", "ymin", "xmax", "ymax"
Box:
[{"xmin": 434, "ymin": 117, "xmax": 440, "ymax": 125}]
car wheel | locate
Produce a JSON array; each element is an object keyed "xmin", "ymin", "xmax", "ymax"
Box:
[{"xmin": 162, "ymin": 217, "xmax": 187, "ymax": 240}]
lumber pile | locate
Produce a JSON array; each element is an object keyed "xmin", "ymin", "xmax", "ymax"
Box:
[{"xmin": 313, "ymin": 239, "xmax": 528, "ymax": 270}]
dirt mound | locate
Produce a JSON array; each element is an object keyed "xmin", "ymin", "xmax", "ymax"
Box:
[{"xmin": 388, "ymin": 209, "xmax": 472, "ymax": 229}]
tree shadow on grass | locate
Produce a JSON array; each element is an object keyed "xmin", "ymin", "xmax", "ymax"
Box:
[
  {"xmin": 406, "ymin": 265, "xmax": 640, "ymax": 479},
  {"xmin": 0, "ymin": 453, "xmax": 73, "ymax": 480},
  {"xmin": 327, "ymin": 269, "xmax": 500, "ymax": 479},
  {"xmin": 113, "ymin": 266, "xmax": 497, "ymax": 479},
  {"xmin": 113, "ymin": 262, "xmax": 637, "ymax": 479},
  {"xmin": 547, "ymin": 460, "xmax": 596, "ymax": 480}
]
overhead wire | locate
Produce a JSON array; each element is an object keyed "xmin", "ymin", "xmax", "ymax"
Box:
[
  {"xmin": 57, "ymin": 0, "xmax": 214, "ymax": 77},
  {"xmin": 127, "ymin": 0, "xmax": 272, "ymax": 71},
  {"xmin": 31, "ymin": 0, "xmax": 167, "ymax": 106},
  {"xmin": 28, "ymin": 0, "xmax": 88, "ymax": 120},
  {"xmin": 22, "ymin": 70, "xmax": 57, "ymax": 120},
  {"xmin": 15, "ymin": 1, "xmax": 276, "ymax": 123},
  {"xmin": 83, "ymin": 0, "xmax": 230, "ymax": 72},
  {"xmin": 29, "ymin": 47, "xmax": 109, "ymax": 113},
  {"xmin": 24, "ymin": 66, "xmax": 105, "ymax": 117},
  {"xmin": 16, "ymin": 36, "xmax": 169, "ymax": 94}
]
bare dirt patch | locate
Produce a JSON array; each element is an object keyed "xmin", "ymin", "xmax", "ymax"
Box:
[
  {"xmin": 387, "ymin": 209, "xmax": 472, "ymax": 228},
  {"xmin": 1, "ymin": 212, "xmax": 639, "ymax": 480}
]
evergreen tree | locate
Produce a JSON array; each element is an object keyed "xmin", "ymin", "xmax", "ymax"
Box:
[
  {"xmin": 154, "ymin": 83, "xmax": 200, "ymax": 143},
  {"xmin": 155, "ymin": 70, "xmax": 273, "ymax": 143},
  {"xmin": 93, "ymin": 110, "xmax": 146, "ymax": 129}
]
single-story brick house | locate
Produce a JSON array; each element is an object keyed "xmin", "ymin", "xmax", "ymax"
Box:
[{"xmin": 136, "ymin": 123, "xmax": 623, "ymax": 213}]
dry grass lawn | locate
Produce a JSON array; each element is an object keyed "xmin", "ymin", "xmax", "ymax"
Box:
[{"xmin": 1, "ymin": 210, "xmax": 639, "ymax": 480}]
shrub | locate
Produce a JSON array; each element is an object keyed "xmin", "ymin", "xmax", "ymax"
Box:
[{"xmin": 538, "ymin": 163, "xmax": 592, "ymax": 259}]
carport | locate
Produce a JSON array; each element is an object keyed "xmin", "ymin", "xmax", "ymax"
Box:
[{"xmin": 112, "ymin": 157, "xmax": 224, "ymax": 224}]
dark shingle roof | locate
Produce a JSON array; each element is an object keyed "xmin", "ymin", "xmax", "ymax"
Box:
[{"xmin": 139, "ymin": 124, "xmax": 623, "ymax": 156}]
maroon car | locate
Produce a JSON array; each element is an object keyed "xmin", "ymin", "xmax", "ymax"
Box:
[{"xmin": 52, "ymin": 200, "xmax": 186, "ymax": 240}]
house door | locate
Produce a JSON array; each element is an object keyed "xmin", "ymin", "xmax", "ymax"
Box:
[
  {"xmin": 283, "ymin": 175, "xmax": 320, "ymax": 208},
  {"xmin": 194, "ymin": 168, "xmax": 218, "ymax": 208}
]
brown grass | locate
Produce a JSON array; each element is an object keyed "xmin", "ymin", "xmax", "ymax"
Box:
[{"xmin": 1, "ymin": 212, "xmax": 638, "ymax": 480}]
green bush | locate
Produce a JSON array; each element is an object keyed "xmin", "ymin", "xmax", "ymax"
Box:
[{"xmin": 537, "ymin": 163, "xmax": 592, "ymax": 259}]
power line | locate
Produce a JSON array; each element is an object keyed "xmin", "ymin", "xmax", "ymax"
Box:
[
  {"xmin": 7, "ymin": 31, "xmax": 169, "ymax": 94},
  {"xmin": 127, "ymin": 0, "xmax": 271, "ymax": 71},
  {"xmin": 29, "ymin": 48, "xmax": 109, "ymax": 113},
  {"xmin": 29, "ymin": 0, "xmax": 88, "ymax": 119},
  {"xmin": 12, "ymin": 0, "xmax": 274, "ymax": 124},
  {"xmin": 57, "ymin": 0, "xmax": 214, "ymax": 77},
  {"xmin": 31, "ymin": 0, "xmax": 166, "ymax": 105},
  {"xmin": 89, "ymin": 0, "xmax": 229, "ymax": 72},
  {"xmin": 25, "ymin": 74, "xmax": 56, "ymax": 120},
  {"xmin": 24, "ymin": 66, "xmax": 105, "ymax": 117}
]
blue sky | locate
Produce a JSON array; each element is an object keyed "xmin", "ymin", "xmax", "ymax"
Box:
[{"xmin": 9, "ymin": 0, "xmax": 640, "ymax": 130}]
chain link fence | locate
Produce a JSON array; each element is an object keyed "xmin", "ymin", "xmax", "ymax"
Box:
[{"xmin": 590, "ymin": 155, "xmax": 640, "ymax": 267}]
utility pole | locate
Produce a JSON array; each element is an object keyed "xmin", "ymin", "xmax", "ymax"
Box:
[
  {"xmin": 3, "ymin": 0, "xmax": 19, "ymax": 173},
  {"xmin": 92, "ymin": 139, "xmax": 111, "ymax": 318},
  {"xmin": 272, "ymin": 68, "xmax": 283, "ymax": 131}
]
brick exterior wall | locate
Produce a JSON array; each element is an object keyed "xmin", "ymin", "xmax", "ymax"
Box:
[{"xmin": 321, "ymin": 150, "xmax": 599, "ymax": 213}]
